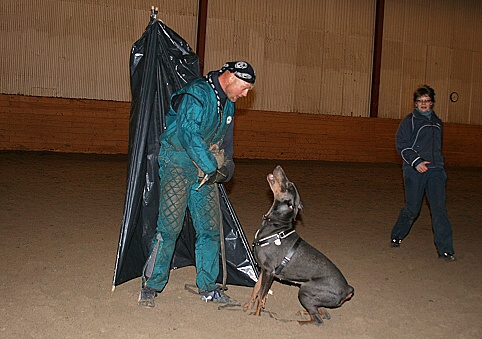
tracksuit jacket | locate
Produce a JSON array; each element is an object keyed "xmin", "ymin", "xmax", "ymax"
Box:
[{"xmin": 396, "ymin": 108, "xmax": 445, "ymax": 170}]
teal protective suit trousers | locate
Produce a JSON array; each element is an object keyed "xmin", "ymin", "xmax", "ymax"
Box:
[{"xmin": 142, "ymin": 148, "xmax": 220, "ymax": 293}]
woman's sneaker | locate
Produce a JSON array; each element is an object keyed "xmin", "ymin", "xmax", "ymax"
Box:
[
  {"xmin": 438, "ymin": 252, "xmax": 456, "ymax": 262},
  {"xmin": 390, "ymin": 239, "xmax": 401, "ymax": 248}
]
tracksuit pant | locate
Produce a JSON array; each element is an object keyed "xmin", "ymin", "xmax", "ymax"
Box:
[{"xmin": 391, "ymin": 167, "xmax": 454, "ymax": 254}]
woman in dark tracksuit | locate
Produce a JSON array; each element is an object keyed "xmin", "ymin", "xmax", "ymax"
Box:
[{"xmin": 390, "ymin": 85, "xmax": 456, "ymax": 261}]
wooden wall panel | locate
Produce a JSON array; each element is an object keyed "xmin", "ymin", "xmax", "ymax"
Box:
[
  {"xmin": 1, "ymin": 0, "xmax": 479, "ymax": 124},
  {"xmin": 0, "ymin": 0, "xmax": 198, "ymax": 101},
  {"xmin": 426, "ymin": 46, "xmax": 451, "ymax": 121},
  {"xmin": 293, "ymin": 28, "xmax": 324, "ymax": 113},
  {"xmin": 449, "ymin": 1, "xmax": 478, "ymax": 50},
  {"xmin": 233, "ymin": 110, "xmax": 398, "ymax": 163},
  {"xmin": 378, "ymin": 0, "xmax": 481, "ymax": 125},
  {"xmin": 378, "ymin": 39, "xmax": 404, "ymax": 119},
  {"xmin": 469, "ymin": 52, "xmax": 482, "ymax": 125},
  {"xmin": 428, "ymin": 0, "xmax": 454, "ymax": 48},
  {"xmin": 0, "ymin": 95, "xmax": 129, "ymax": 153},
  {"xmin": 343, "ymin": 34, "xmax": 372, "ymax": 117},
  {"xmin": 1, "ymin": 95, "xmax": 481, "ymax": 167},
  {"xmin": 398, "ymin": 44, "xmax": 427, "ymax": 118},
  {"xmin": 320, "ymin": 33, "xmax": 345, "ymax": 115},
  {"xmin": 201, "ymin": 0, "xmax": 375, "ymax": 117}
]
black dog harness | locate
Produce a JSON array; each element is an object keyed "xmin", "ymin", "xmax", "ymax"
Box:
[
  {"xmin": 253, "ymin": 222, "xmax": 304, "ymax": 275},
  {"xmin": 274, "ymin": 236, "xmax": 303, "ymax": 275}
]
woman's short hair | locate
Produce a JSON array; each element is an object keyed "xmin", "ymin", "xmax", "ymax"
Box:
[{"xmin": 414, "ymin": 85, "xmax": 436, "ymax": 103}]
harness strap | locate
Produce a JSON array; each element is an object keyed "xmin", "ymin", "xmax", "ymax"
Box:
[
  {"xmin": 274, "ymin": 236, "xmax": 303, "ymax": 275},
  {"xmin": 253, "ymin": 229, "xmax": 295, "ymax": 247}
]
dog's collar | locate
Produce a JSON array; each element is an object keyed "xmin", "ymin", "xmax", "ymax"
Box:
[
  {"xmin": 253, "ymin": 228, "xmax": 296, "ymax": 247},
  {"xmin": 262, "ymin": 214, "xmax": 291, "ymax": 223}
]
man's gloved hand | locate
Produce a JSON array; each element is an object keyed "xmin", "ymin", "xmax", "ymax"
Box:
[
  {"xmin": 206, "ymin": 166, "xmax": 229, "ymax": 184},
  {"xmin": 197, "ymin": 170, "xmax": 216, "ymax": 184},
  {"xmin": 199, "ymin": 166, "xmax": 229, "ymax": 186},
  {"xmin": 213, "ymin": 166, "xmax": 229, "ymax": 183}
]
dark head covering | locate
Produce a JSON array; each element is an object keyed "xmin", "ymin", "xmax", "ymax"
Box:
[{"xmin": 220, "ymin": 61, "xmax": 256, "ymax": 84}]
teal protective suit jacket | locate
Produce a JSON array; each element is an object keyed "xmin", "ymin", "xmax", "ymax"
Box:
[{"xmin": 161, "ymin": 77, "xmax": 235, "ymax": 175}]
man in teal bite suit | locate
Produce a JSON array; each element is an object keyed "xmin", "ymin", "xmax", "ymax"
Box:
[{"xmin": 138, "ymin": 61, "xmax": 255, "ymax": 307}]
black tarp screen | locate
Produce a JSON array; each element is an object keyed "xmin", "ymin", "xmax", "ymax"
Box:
[{"xmin": 112, "ymin": 10, "xmax": 258, "ymax": 289}]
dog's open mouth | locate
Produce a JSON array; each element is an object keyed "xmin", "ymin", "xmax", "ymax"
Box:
[
  {"xmin": 268, "ymin": 165, "xmax": 286, "ymax": 184},
  {"xmin": 267, "ymin": 166, "xmax": 289, "ymax": 197}
]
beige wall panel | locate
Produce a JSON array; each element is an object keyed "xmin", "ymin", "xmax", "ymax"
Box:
[
  {"xmin": 322, "ymin": 0, "xmax": 374, "ymax": 117},
  {"xmin": 1, "ymin": 32, "xmax": 24, "ymax": 95},
  {"xmin": 448, "ymin": 50, "xmax": 474, "ymax": 124},
  {"xmin": 242, "ymin": 22, "xmax": 265, "ymax": 110},
  {"xmin": 296, "ymin": 28, "xmax": 324, "ymax": 67},
  {"xmin": 426, "ymin": 46, "xmax": 451, "ymax": 121},
  {"xmin": 231, "ymin": 22, "xmax": 252, "ymax": 61},
  {"xmin": 263, "ymin": 63, "xmax": 296, "ymax": 113},
  {"xmin": 382, "ymin": 0, "xmax": 405, "ymax": 42},
  {"xmin": 293, "ymin": 28, "xmax": 324, "ymax": 114},
  {"xmin": 1, "ymin": 1, "xmax": 42, "ymax": 95},
  {"xmin": 402, "ymin": 0, "xmax": 430, "ymax": 45},
  {"xmin": 297, "ymin": 0, "xmax": 326, "ymax": 29},
  {"xmin": 379, "ymin": 72, "xmax": 403, "ymax": 119},
  {"xmin": 293, "ymin": 65, "xmax": 323, "ymax": 113},
  {"xmin": 469, "ymin": 52, "xmax": 482, "ymax": 124},
  {"xmin": 400, "ymin": 44, "xmax": 427, "ymax": 112},
  {"xmin": 320, "ymin": 33, "xmax": 345, "ymax": 115},
  {"xmin": 428, "ymin": 0, "xmax": 454, "ymax": 48},
  {"xmin": 342, "ymin": 35, "xmax": 372, "ymax": 117},
  {"xmin": 232, "ymin": 0, "xmax": 267, "ymax": 24},
  {"xmin": 324, "ymin": 0, "xmax": 349, "ymax": 34},
  {"xmin": 208, "ymin": 1, "xmax": 236, "ymax": 21},
  {"xmin": 1, "ymin": 0, "xmax": 479, "ymax": 124},
  {"xmin": 24, "ymin": 2, "xmax": 62, "ymax": 97},
  {"xmin": 294, "ymin": 0, "xmax": 325, "ymax": 114},
  {"xmin": 378, "ymin": 40, "xmax": 404, "ymax": 119},
  {"xmin": 0, "ymin": 0, "xmax": 198, "ymax": 102},
  {"xmin": 342, "ymin": 71, "xmax": 372, "ymax": 117},
  {"xmin": 380, "ymin": 0, "xmax": 480, "ymax": 124},
  {"xmin": 346, "ymin": 0, "xmax": 376, "ymax": 36},
  {"xmin": 24, "ymin": 31, "xmax": 59, "ymax": 97},
  {"xmin": 450, "ymin": 2, "xmax": 480, "ymax": 50},
  {"xmin": 446, "ymin": 81, "xmax": 471, "ymax": 125},
  {"xmin": 264, "ymin": 1, "xmax": 300, "ymax": 27},
  {"xmin": 379, "ymin": 69, "xmax": 404, "ymax": 119},
  {"xmin": 264, "ymin": 23, "xmax": 298, "ymax": 65},
  {"xmin": 204, "ymin": 18, "xmax": 236, "ymax": 67}
]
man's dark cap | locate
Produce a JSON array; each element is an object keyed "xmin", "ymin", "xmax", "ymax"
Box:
[{"xmin": 220, "ymin": 61, "xmax": 256, "ymax": 84}]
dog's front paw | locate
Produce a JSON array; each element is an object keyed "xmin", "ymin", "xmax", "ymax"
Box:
[{"xmin": 242, "ymin": 300, "xmax": 254, "ymax": 311}]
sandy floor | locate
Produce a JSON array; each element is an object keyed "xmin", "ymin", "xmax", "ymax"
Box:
[{"xmin": 1, "ymin": 151, "xmax": 481, "ymax": 339}]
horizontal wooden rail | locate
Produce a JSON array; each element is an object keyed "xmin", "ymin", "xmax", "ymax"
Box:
[{"xmin": 1, "ymin": 94, "xmax": 480, "ymax": 167}]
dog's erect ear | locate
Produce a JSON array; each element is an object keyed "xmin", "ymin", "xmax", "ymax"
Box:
[{"xmin": 290, "ymin": 183, "xmax": 303, "ymax": 218}]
